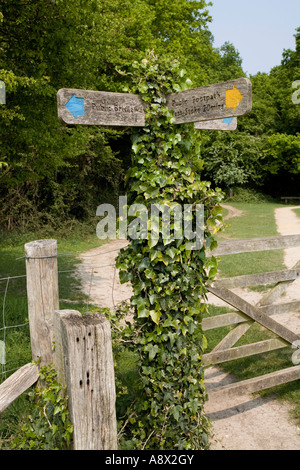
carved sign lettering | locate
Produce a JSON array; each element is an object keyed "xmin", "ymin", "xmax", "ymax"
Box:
[
  {"xmin": 57, "ymin": 78, "xmax": 251, "ymax": 128},
  {"xmin": 57, "ymin": 88, "xmax": 145, "ymax": 127},
  {"xmin": 167, "ymin": 78, "xmax": 252, "ymax": 124}
]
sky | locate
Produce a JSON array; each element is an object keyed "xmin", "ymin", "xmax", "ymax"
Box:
[{"xmin": 208, "ymin": 0, "xmax": 300, "ymax": 76}]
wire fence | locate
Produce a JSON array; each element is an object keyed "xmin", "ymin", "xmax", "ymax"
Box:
[
  {"xmin": 0, "ymin": 244, "xmax": 130, "ymax": 384},
  {"xmin": 0, "ymin": 273, "xmax": 29, "ymax": 381}
]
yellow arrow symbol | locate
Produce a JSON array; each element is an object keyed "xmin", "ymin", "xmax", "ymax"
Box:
[{"xmin": 226, "ymin": 85, "xmax": 243, "ymax": 111}]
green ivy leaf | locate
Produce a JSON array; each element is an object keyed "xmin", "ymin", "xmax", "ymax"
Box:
[
  {"xmin": 144, "ymin": 343, "xmax": 160, "ymax": 360},
  {"xmin": 171, "ymin": 405, "xmax": 181, "ymax": 421},
  {"xmin": 137, "ymin": 306, "xmax": 150, "ymax": 318},
  {"xmin": 149, "ymin": 309, "xmax": 161, "ymax": 325}
]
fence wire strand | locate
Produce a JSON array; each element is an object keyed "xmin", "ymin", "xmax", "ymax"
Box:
[
  {"xmin": 15, "ymin": 246, "xmax": 123, "ymax": 261},
  {"xmin": 0, "ymin": 244, "xmax": 128, "ymax": 382}
]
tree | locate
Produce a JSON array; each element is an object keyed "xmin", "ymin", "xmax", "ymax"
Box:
[
  {"xmin": 264, "ymin": 133, "xmax": 300, "ymax": 174},
  {"xmin": 213, "ymin": 41, "xmax": 245, "ymax": 82},
  {"xmin": 259, "ymin": 27, "xmax": 300, "ymax": 195},
  {"xmin": 201, "ymin": 27, "xmax": 300, "ymax": 197},
  {"xmin": 0, "ymin": 0, "xmax": 217, "ymax": 229},
  {"xmin": 268, "ymin": 27, "xmax": 300, "ymax": 135}
]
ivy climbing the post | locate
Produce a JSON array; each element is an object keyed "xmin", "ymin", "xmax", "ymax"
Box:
[{"xmin": 116, "ymin": 52, "xmax": 224, "ymax": 450}]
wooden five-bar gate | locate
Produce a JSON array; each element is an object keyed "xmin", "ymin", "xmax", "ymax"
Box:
[{"xmin": 203, "ymin": 234, "xmax": 300, "ymax": 400}]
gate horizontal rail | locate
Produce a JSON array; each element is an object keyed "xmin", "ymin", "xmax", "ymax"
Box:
[
  {"xmin": 205, "ymin": 234, "xmax": 300, "ymax": 399},
  {"xmin": 212, "ymin": 234, "xmax": 300, "ymax": 256}
]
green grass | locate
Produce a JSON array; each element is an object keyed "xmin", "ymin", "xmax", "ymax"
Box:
[
  {"xmin": 0, "ymin": 223, "xmax": 107, "ymax": 377},
  {"xmin": 218, "ymin": 202, "xmax": 285, "ymax": 277},
  {"xmin": 1, "ymin": 202, "xmax": 300, "ymax": 447},
  {"xmin": 0, "ymin": 222, "xmax": 110, "ymax": 448},
  {"xmin": 294, "ymin": 208, "xmax": 300, "ymax": 219},
  {"xmin": 207, "ymin": 202, "xmax": 300, "ymax": 425}
]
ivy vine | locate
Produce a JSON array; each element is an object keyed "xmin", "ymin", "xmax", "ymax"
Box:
[
  {"xmin": 116, "ymin": 52, "xmax": 224, "ymax": 450},
  {"xmin": 11, "ymin": 364, "xmax": 73, "ymax": 450}
]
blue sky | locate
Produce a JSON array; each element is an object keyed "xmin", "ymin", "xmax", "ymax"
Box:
[{"xmin": 208, "ymin": 0, "xmax": 300, "ymax": 76}]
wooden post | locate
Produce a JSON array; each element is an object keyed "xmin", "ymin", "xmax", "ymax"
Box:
[
  {"xmin": 25, "ymin": 239, "xmax": 59, "ymax": 366},
  {"xmin": 54, "ymin": 310, "xmax": 118, "ymax": 450}
]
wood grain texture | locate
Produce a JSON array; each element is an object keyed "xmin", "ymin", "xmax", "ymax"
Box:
[
  {"xmin": 25, "ymin": 239, "xmax": 59, "ymax": 366},
  {"xmin": 207, "ymin": 365, "xmax": 300, "ymax": 400},
  {"xmin": 57, "ymin": 88, "xmax": 145, "ymax": 127},
  {"xmin": 53, "ymin": 309, "xmax": 81, "ymax": 388},
  {"xmin": 203, "ymin": 338, "xmax": 288, "ymax": 367},
  {"xmin": 208, "ymin": 261, "xmax": 300, "ymax": 352},
  {"xmin": 55, "ymin": 310, "xmax": 117, "ymax": 450},
  {"xmin": 202, "ymin": 302, "xmax": 300, "ymax": 332},
  {"xmin": 215, "ymin": 269, "xmax": 300, "ymax": 289},
  {"xmin": 167, "ymin": 78, "xmax": 252, "ymax": 124},
  {"xmin": 194, "ymin": 117, "xmax": 237, "ymax": 131},
  {"xmin": 212, "ymin": 234, "xmax": 300, "ymax": 256},
  {"xmin": 208, "ymin": 286, "xmax": 300, "ymax": 345},
  {"xmin": 0, "ymin": 363, "xmax": 39, "ymax": 413}
]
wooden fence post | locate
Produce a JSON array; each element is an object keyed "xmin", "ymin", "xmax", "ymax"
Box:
[
  {"xmin": 54, "ymin": 309, "xmax": 118, "ymax": 450},
  {"xmin": 24, "ymin": 239, "xmax": 59, "ymax": 366}
]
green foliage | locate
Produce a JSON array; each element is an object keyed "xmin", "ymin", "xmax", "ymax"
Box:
[
  {"xmin": 242, "ymin": 72, "xmax": 279, "ymax": 136},
  {"xmin": 201, "ymin": 131, "xmax": 267, "ymax": 191},
  {"xmin": 0, "ymin": 0, "xmax": 219, "ymax": 230},
  {"xmin": 201, "ymin": 27, "xmax": 300, "ymax": 196},
  {"xmin": 202, "ymin": 139, "xmax": 249, "ymax": 189},
  {"xmin": 224, "ymin": 187, "xmax": 275, "ymax": 204},
  {"xmin": 0, "ymin": 0, "xmax": 299, "ymax": 226},
  {"xmin": 268, "ymin": 28, "xmax": 300, "ymax": 136},
  {"xmin": 0, "ymin": 1, "xmax": 131, "ymax": 228},
  {"xmin": 115, "ymin": 52, "xmax": 224, "ymax": 450},
  {"xmin": 264, "ymin": 133, "xmax": 300, "ymax": 175},
  {"xmin": 213, "ymin": 42, "xmax": 245, "ymax": 82},
  {"xmin": 11, "ymin": 364, "xmax": 73, "ymax": 450}
]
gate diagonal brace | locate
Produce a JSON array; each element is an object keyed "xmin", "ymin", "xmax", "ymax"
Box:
[{"xmin": 207, "ymin": 285, "xmax": 300, "ymax": 346}]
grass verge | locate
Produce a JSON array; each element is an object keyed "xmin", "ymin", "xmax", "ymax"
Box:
[
  {"xmin": 0, "ymin": 222, "xmax": 108, "ymax": 448},
  {"xmin": 294, "ymin": 208, "xmax": 300, "ymax": 219}
]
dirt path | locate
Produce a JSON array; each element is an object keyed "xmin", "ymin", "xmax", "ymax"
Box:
[
  {"xmin": 222, "ymin": 204, "xmax": 244, "ymax": 221},
  {"xmin": 75, "ymin": 238, "xmax": 130, "ymax": 310},
  {"xmin": 76, "ymin": 205, "xmax": 300, "ymax": 451}
]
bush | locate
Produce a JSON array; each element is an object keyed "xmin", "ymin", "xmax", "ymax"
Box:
[{"xmin": 224, "ymin": 187, "xmax": 275, "ymax": 203}]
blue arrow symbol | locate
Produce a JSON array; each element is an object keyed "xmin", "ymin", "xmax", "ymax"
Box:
[
  {"xmin": 65, "ymin": 94, "xmax": 85, "ymax": 119},
  {"xmin": 222, "ymin": 117, "xmax": 234, "ymax": 126}
]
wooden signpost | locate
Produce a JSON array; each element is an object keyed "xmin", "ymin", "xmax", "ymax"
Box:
[
  {"xmin": 57, "ymin": 78, "xmax": 251, "ymax": 128},
  {"xmin": 54, "ymin": 77, "xmax": 253, "ymax": 447},
  {"xmin": 167, "ymin": 78, "xmax": 252, "ymax": 124},
  {"xmin": 194, "ymin": 117, "xmax": 237, "ymax": 131},
  {"xmin": 57, "ymin": 88, "xmax": 145, "ymax": 127}
]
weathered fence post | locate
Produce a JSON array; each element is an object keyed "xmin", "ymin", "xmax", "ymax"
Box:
[
  {"xmin": 24, "ymin": 241, "xmax": 117, "ymax": 449},
  {"xmin": 24, "ymin": 239, "xmax": 59, "ymax": 366},
  {"xmin": 54, "ymin": 309, "xmax": 118, "ymax": 450}
]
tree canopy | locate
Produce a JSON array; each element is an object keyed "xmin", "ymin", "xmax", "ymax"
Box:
[{"xmin": 0, "ymin": 0, "xmax": 300, "ymax": 229}]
